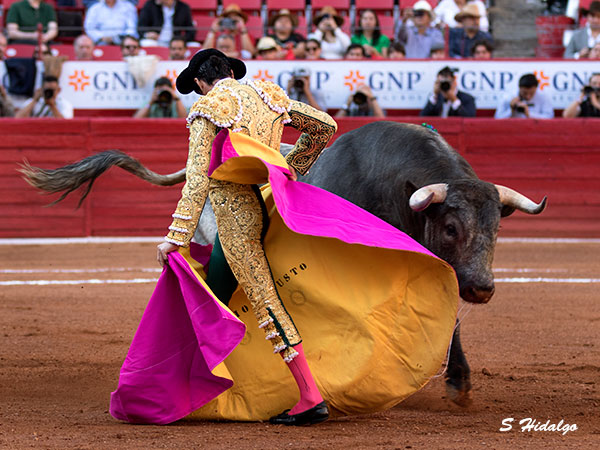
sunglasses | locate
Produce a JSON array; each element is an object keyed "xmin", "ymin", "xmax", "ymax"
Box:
[
  {"xmin": 306, "ymin": 46, "xmax": 319, "ymax": 52},
  {"xmin": 123, "ymin": 45, "xmax": 139, "ymax": 50}
]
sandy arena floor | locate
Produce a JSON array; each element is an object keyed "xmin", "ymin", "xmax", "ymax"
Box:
[{"xmin": 0, "ymin": 240, "xmax": 599, "ymax": 449}]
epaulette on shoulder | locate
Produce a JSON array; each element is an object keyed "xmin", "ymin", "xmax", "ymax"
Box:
[
  {"xmin": 186, "ymin": 81, "xmax": 243, "ymax": 129},
  {"xmin": 246, "ymin": 79, "xmax": 291, "ymax": 114}
]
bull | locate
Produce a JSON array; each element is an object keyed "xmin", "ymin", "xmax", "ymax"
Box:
[{"xmin": 20, "ymin": 121, "xmax": 546, "ymax": 407}]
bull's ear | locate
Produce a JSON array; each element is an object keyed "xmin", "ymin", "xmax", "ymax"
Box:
[{"xmin": 501, "ymin": 205, "xmax": 516, "ymax": 217}]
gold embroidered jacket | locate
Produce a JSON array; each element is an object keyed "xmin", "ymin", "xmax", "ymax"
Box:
[{"xmin": 166, "ymin": 78, "xmax": 337, "ymax": 247}]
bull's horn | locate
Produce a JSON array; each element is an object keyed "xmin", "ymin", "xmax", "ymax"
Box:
[
  {"xmin": 495, "ymin": 185, "xmax": 547, "ymax": 215},
  {"xmin": 409, "ymin": 183, "xmax": 448, "ymax": 212}
]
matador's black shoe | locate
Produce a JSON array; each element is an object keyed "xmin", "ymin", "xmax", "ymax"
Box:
[{"xmin": 268, "ymin": 401, "xmax": 329, "ymax": 426}]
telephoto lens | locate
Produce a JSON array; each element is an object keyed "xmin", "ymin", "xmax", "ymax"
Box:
[
  {"xmin": 44, "ymin": 88, "xmax": 54, "ymax": 100},
  {"xmin": 293, "ymin": 78, "xmax": 305, "ymax": 90},
  {"xmin": 352, "ymin": 92, "xmax": 368, "ymax": 105},
  {"xmin": 440, "ymin": 81, "xmax": 451, "ymax": 92}
]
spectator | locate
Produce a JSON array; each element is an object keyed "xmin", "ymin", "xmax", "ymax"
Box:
[
  {"xmin": 6, "ymin": 0, "xmax": 58, "ymax": 44},
  {"xmin": 471, "ymin": 39, "xmax": 493, "ymax": 59},
  {"xmin": 351, "ymin": 9, "xmax": 391, "ymax": 58},
  {"xmin": 345, "ymin": 43, "xmax": 367, "ymax": 59},
  {"xmin": 430, "ymin": 41, "xmax": 446, "ymax": 59},
  {"xmin": 255, "ymin": 36, "xmax": 280, "ymax": 60},
  {"xmin": 449, "ymin": 4, "xmax": 493, "ymax": 58},
  {"xmin": 0, "ymin": 86, "xmax": 16, "ymax": 117},
  {"xmin": 304, "ymin": 39, "xmax": 323, "ymax": 60},
  {"xmin": 267, "ymin": 9, "xmax": 306, "ymax": 59},
  {"xmin": 215, "ymin": 34, "xmax": 239, "ymax": 59},
  {"xmin": 134, "ymin": 76, "xmax": 187, "ymax": 118},
  {"xmin": 120, "ymin": 35, "xmax": 140, "ymax": 57},
  {"xmin": 564, "ymin": 1, "xmax": 600, "ymax": 59},
  {"xmin": 434, "ymin": 0, "xmax": 489, "ymax": 32},
  {"xmin": 286, "ymin": 66, "xmax": 326, "ymax": 111},
  {"xmin": 168, "ymin": 36, "xmax": 187, "ymax": 60},
  {"xmin": 495, "ymin": 73, "xmax": 554, "ymax": 119},
  {"xmin": 395, "ymin": 1, "xmax": 444, "ymax": 59},
  {"xmin": 138, "ymin": 0, "xmax": 195, "ymax": 47},
  {"xmin": 563, "ymin": 73, "xmax": 600, "ymax": 118},
  {"xmin": 590, "ymin": 41, "xmax": 600, "ymax": 59},
  {"xmin": 15, "ymin": 74, "xmax": 73, "ymax": 118},
  {"xmin": 421, "ymin": 66, "xmax": 476, "ymax": 117},
  {"xmin": 308, "ymin": 6, "xmax": 351, "ymax": 60},
  {"xmin": 388, "ymin": 41, "xmax": 406, "ymax": 59},
  {"xmin": 73, "ymin": 34, "xmax": 95, "ymax": 60},
  {"xmin": 84, "ymin": 0, "xmax": 138, "ymax": 45},
  {"xmin": 336, "ymin": 83, "xmax": 384, "ymax": 117},
  {"xmin": 0, "ymin": 33, "xmax": 7, "ymax": 60},
  {"xmin": 203, "ymin": 4, "xmax": 255, "ymax": 59}
]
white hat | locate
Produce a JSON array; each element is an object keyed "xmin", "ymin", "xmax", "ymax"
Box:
[{"xmin": 412, "ymin": 0, "xmax": 435, "ymax": 19}]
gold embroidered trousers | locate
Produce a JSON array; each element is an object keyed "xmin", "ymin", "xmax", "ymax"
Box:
[{"xmin": 208, "ymin": 179, "xmax": 301, "ymax": 362}]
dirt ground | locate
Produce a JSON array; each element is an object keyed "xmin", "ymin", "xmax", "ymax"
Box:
[{"xmin": 0, "ymin": 240, "xmax": 599, "ymax": 449}]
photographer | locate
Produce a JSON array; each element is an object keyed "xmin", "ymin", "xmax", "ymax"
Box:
[
  {"xmin": 563, "ymin": 74, "xmax": 600, "ymax": 118},
  {"xmin": 134, "ymin": 77, "xmax": 187, "ymax": 118},
  {"xmin": 286, "ymin": 67, "xmax": 326, "ymax": 112},
  {"xmin": 203, "ymin": 4, "xmax": 255, "ymax": 59},
  {"xmin": 421, "ymin": 66, "xmax": 476, "ymax": 117},
  {"xmin": 16, "ymin": 75, "xmax": 73, "ymax": 119},
  {"xmin": 335, "ymin": 83, "xmax": 384, "ymax": 118},
  {"xmin": 494, "ymin": 73, "xmax": 554, "ymax": 119}
]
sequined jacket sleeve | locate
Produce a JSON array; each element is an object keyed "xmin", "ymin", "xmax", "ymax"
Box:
[
  {"xmin": 285, "ymin": 100, "xmax": 337, "ymax": 175},
  {"xmin": 165, "ymin": 118, "xmax": 217, "ymax": 247}
]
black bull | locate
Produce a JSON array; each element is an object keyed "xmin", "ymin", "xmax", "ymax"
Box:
[{"xmin": 21, "ymin": 121, "xmax": 546, "ymax": 407}]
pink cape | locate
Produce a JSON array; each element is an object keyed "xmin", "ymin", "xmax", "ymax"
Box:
[{"xmin": 109, "ymin": 130, "xmax": 456, "ymax": 424}]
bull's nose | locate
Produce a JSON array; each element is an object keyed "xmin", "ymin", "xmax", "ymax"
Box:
[{"xmin": 460, "ymin": 285, "xmax": 495, "ymax": 304}]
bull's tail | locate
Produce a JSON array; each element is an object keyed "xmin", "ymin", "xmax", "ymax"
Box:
[{"xmin": 19, "ymin": 150, "xmax": 186, "ymax": 208}]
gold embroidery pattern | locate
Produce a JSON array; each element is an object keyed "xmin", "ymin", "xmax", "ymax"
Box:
[
  {"xmin": 208, "ymin": 179, "xmax": 301, "ymax": 360},
  {"xmin": 166, "ymin": 119, "xmax": 216, "ymax": 246},
  {"xmin": 285, "ymin": 100, "xmax": 337, "ymax": 175},
  {"xmin": 187, "ymin": 79, "xmax": 243, "ymax": 129}
]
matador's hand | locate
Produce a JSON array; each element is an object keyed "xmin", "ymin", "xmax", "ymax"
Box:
[
  {"xmin": 157, "ymin": 242, "xmax": 179, "ymax": 267},
  {"xmin": 286, "ymin": 166, "xmax": 298, "ymax": 181}
]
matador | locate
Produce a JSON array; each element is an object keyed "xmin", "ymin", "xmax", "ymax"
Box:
[{"xmin": 156, "ymin": 49, "xmax": 337, "ymax": 426}]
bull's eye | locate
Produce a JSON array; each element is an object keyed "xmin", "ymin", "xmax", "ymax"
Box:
[{"xmin": 445, "ymin": 224, "xmax": 458, "ymax": 238}]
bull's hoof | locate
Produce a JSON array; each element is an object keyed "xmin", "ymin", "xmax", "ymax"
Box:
[{"xmin": 445, "ymin": 382, "xmax": 473, "ymax": 407}]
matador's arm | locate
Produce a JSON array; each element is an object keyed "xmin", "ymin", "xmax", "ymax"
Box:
[
  {"xmin": 285, "ymin": 100, "xmax": 337, "ymax": 175},
  {"xmin": 164, "ymin": 118, "xmax": 217, "ymax": 247}
]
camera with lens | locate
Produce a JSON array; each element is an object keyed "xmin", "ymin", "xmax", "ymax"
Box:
[
  {"xmin": 219, "ymin": 17, "xmax": 237, "ymax": 30},
  {"xmin": 413, "ymin": 9, "xmax": 426, "ymax": 17},
  {"xmin": 440, "ymin": 81, "xmax": 451, "ymax": 92},
  {"xmin": 43, "ymin": 87, "xmax": 55, "ymax": 100},
  {"xmin": 291, "ymin": 67, "xmax": 310, "ymax": 91},
  {"xmin": 352, "ymin": 91, "xmax": 368, "ymax": 106},
  {"xmin": 583, "ymin": 85, "xmax": 599, "ymax": 96},
  {"xmin": 156, "ymin": 89, "xmax": 173, "ymax": 108}
]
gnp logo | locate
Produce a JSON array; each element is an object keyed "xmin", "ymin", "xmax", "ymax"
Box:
[
  {"xmin": 344, "ymin": 70, "xmax": 366, "ymax": 91},
  {"xmin": 252, "ymin": 70, "xmax": 275, "ymax": 81},
  {"xmin": 534, "ymin": 70, "xmax": 550, "ymax": 90},
  {"xmin": 68, "ymin": 70, "xmax": 90, "ymax": 92}
]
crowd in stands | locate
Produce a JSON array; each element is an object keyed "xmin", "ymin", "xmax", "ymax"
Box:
[{"xmin": 1, "ymin": 0, "xmax": 600, "ymax": 119}]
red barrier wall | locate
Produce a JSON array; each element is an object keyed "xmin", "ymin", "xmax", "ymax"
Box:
[{"xmin": 1, "ymin": 118, "xmax": 599, "ymax": 238}]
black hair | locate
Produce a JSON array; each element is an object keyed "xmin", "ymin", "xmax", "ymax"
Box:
[
  {"xmin": 519, "ymin": 73, "xmax": 539, "ymax": 88},
  {"xmin": 43, "ymin": 75, "xmax": 59, "ymax": 83},
  {"xmin": 306, "ymin": 38, "xmax": 321, "ymax": 49},
  {"xmin": 437, "ymin": 66, "xmax": 457, "ymax": 78},
  {"xmin": 389, "ymin": 41, "xmax": 405, "ymax": 55},
  {"xmin": 471, "ymin": 39, "xmax": 493, "ymax": 55},
  {"xmin": 355, "ymin": 9, "xmax": 382, "ymax": 46},
  {"xmin": 169, "ymin": 36, "xmax": 187, "ymax": 47},
  {"xmin": 154, "ymin": 77, "xmax": 173, "ymax": 88},
  {"xmin": 196, "ymin": 55, "xmax": 233, "ymax": 85},
  {"xmin": 345, "ymin": 43, "xmax": 366, "ymax": 57}
]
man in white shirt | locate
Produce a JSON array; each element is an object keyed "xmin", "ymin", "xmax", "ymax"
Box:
[
  {"xmin": 494, "ymin": 73, "xmax": 554, "ymax": 119},
  {"xmin": 15, "ymin": 75, "xmax": 74, "ymax": 119},
  {"xmin": 84, "ymin": 0, "xmax": 138, "ymax": 45}
]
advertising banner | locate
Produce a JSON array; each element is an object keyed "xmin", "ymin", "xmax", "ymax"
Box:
[{"xmin": 43, "ymin": 60, "xmax": 600, "ymax": 111}]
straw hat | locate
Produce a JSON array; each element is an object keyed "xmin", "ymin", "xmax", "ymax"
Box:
[
  {"xmin": 268, "ymin": 9, "xmax": 299, "ymax": 28},
  {"xmin": 412, "ymin": 0, "xmax": 435, "ymax": 19},
  {"xmin": 256, "ymin": 36, "xmax": 279, "ymax": 52},
  {"xmin": 313, "ymin": 6, "xmax": 344, "ymax": 27},
  {"xmin": 220, "ymin": 3, "xmax": 248, "ymax": 23},
  {"xmin": 454, "ymin": 4, "xmax": 481, "ymax": 22}
]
